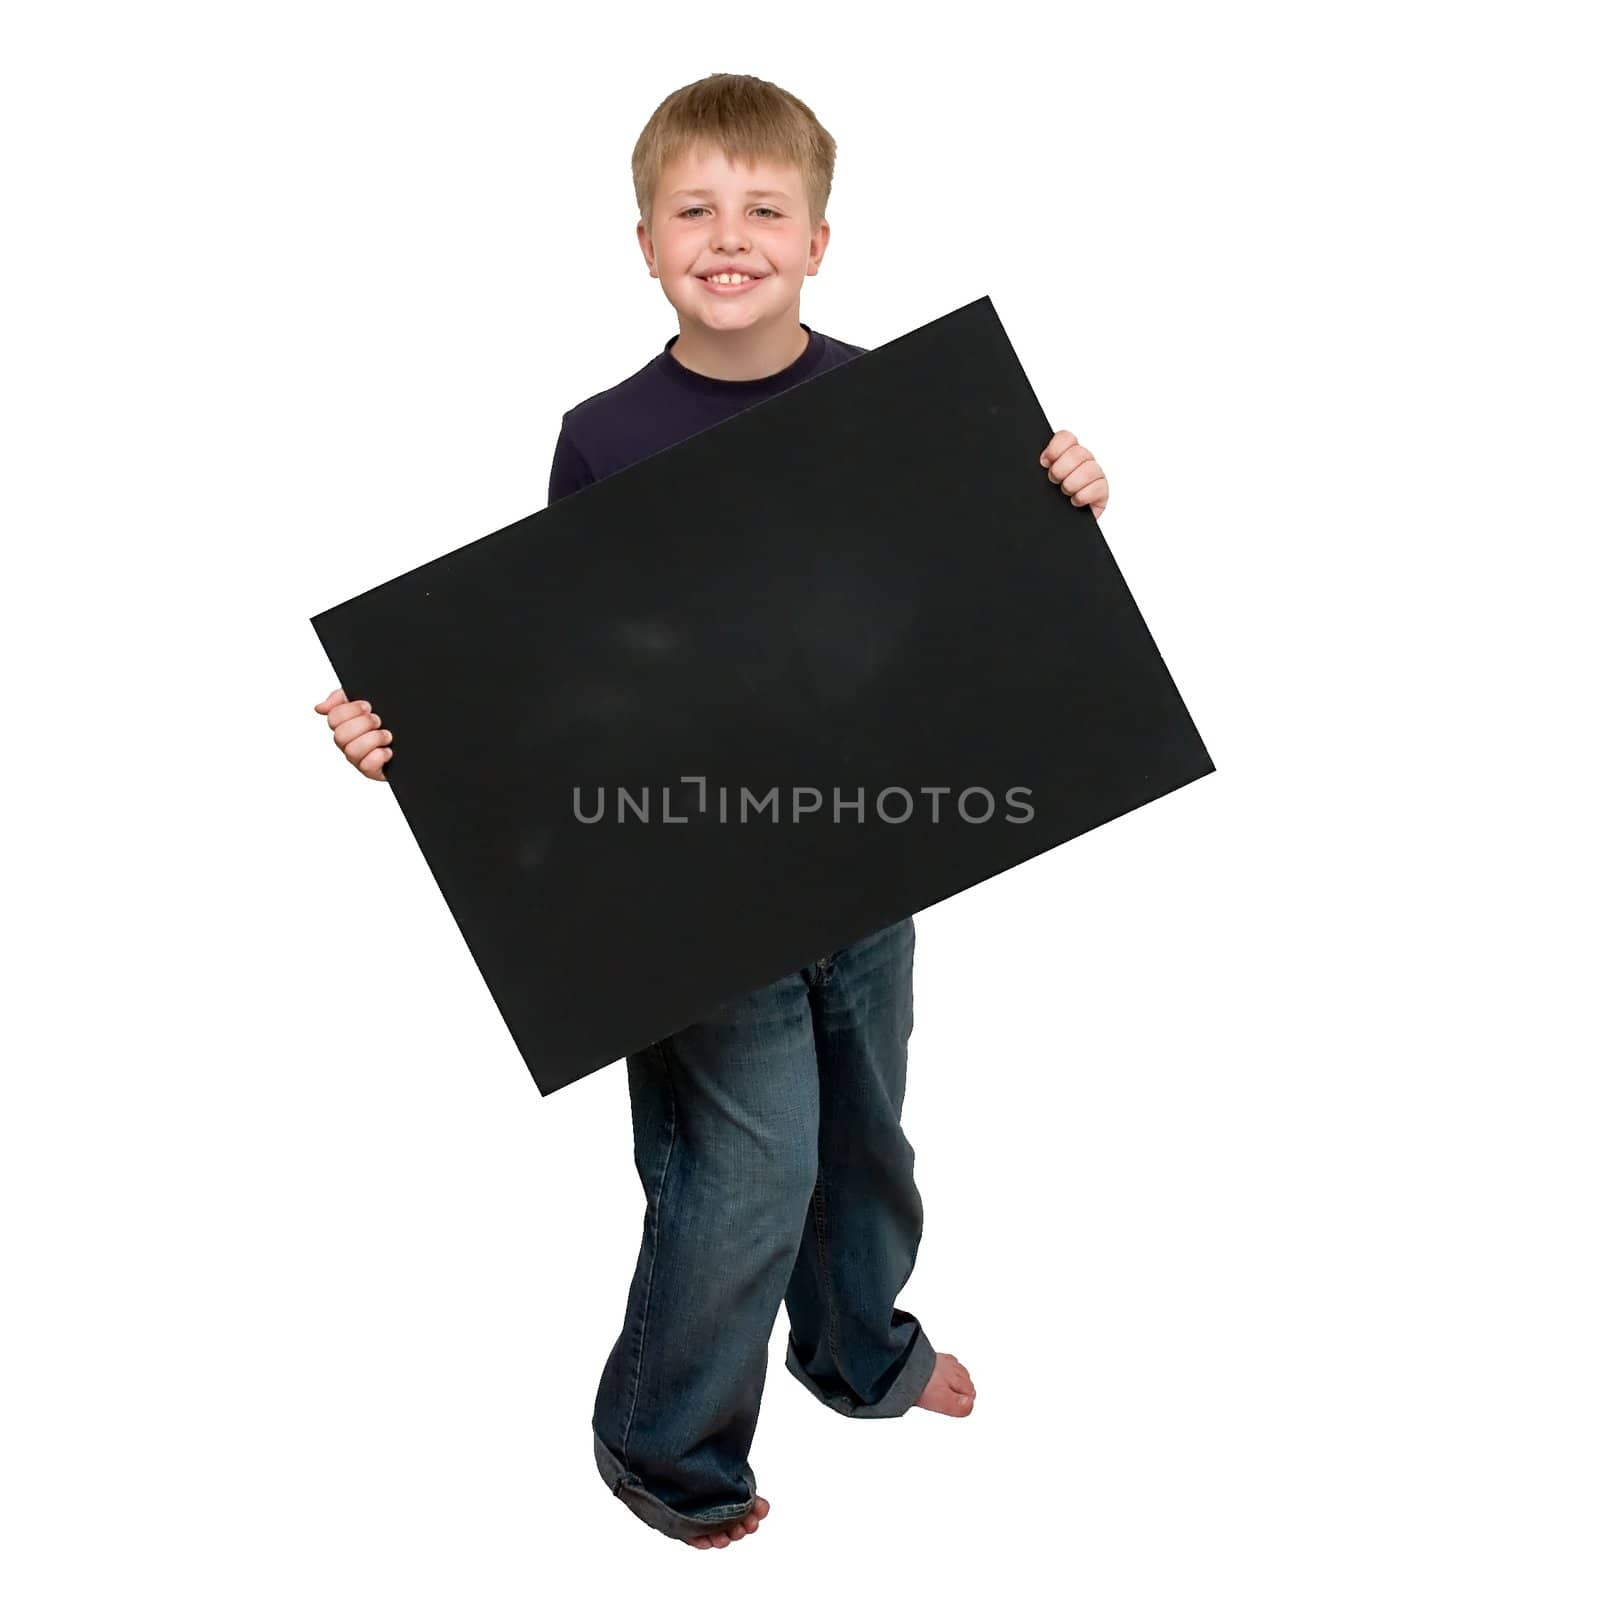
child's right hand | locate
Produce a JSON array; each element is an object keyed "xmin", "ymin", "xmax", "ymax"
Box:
[{"xmin": 314, "ymin": 688, "xmax": 393, "ymax": 781}]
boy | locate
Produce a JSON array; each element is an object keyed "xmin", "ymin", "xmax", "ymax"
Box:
[{"xmin": 314, "ymin": 72, "xmax": 1108, "ymax": 1549}]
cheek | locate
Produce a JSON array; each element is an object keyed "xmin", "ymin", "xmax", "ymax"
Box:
[{"xmin": 772, "ymin": 238, "xmax": 812, "ymax": 273}]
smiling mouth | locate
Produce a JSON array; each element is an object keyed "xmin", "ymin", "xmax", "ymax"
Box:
[{"xmin": 698, "ymin": 272, "xmax": 766, "ymax": 292}]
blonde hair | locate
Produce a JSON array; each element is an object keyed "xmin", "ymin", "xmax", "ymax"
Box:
[{"xmin": 632, "ymin": 73, "xmax": 837, "ymax": 238}]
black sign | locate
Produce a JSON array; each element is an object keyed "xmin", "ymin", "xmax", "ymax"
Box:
[{"xmin": 310, "ymin": 296, "xmax": 1215, "ymax": 1094}]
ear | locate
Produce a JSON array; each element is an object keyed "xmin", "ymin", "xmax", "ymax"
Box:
[{"xmin": 809, "ymin": 217, "xmax": 831, "ymax": 274}]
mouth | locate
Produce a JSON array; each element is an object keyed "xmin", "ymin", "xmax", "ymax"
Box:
[{"xmin": 697, "ymin": 271, "xmax": 767, "ymax": 296}]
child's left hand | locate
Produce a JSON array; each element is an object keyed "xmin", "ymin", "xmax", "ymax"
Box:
[{"xmin": 1039, "ymin": 429, "xmax": 1108, "ymax": 520}]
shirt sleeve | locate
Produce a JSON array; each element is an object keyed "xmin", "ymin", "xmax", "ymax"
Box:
[{"xmin": 547, "ymin": 414, "xmax": 596, "ymax": 506}]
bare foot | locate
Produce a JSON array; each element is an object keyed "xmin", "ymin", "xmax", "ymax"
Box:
[
  {"xmin": 683, "ymin": 1494, "xmax": 771, "ymax": 1549},
  {"xmin": 914, "ymin": 1351, "xmax": 977, "ymax": 1416}
]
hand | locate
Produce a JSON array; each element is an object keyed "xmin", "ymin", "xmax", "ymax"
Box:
[
  {"xmin": 1039, "ymin": 429, "xmax": 1108, "ymax": 520},
  {"xmin": 315, "ymin": 688, "xmax": 393, "ymax": 781}
]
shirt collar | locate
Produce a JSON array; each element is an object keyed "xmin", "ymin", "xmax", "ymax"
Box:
[{"xmin": 657, "ymin": 323, "xmax": 826, "ymax": 397}]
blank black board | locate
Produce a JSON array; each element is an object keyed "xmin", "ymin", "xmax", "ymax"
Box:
[{"xmin": 311, "ymin": 295, "xmax": 1214, "ymax": 1094}]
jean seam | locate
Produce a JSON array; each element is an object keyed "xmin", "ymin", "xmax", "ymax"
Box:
[
  {"xmin": 620, "ymin": 1037, "xmax": 678, "ymax": 1472},
  {"xmin": 812, "ymin": 1169, "xmax": 844, "ymax": 1378}
]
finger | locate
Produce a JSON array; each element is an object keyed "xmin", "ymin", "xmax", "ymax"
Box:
[
  {"xmin": 314, "ymin": 688, "xmax": 348, "ymax": 714},
  {"xmin": 1046, "ymin": 443, "xmax": 1092, "ymax": 484},
  {"xmin": 359, "ymin": 745, "xmax": 392, "ymax": 781},
  {"xmin": 1071, "ymin": 474, "xmax": 1109, "ymax": 509},
  {"xmin": 328, "ymin": 699, "xmax": 375, "ymax": 734},
  {"xmin": 331, "ymin": 709, "xmax": 378, "ymax": 747},
  {"xmin": 1058, "ymin": 460, "xmax": 1104, "ymax": 497},
  {"xmin": 1058, "ymin": 459, "xmax": 1103, "ymax": 497},
  {"xmin": 1039, "ymin": 429, "xmax": 1077, "ymax": 467},
  {"xmin": 340, "ymin": 725, "xmax": 391, "ymax": 764}
]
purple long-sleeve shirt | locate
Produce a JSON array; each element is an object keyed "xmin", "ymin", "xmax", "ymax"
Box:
[{"xmin": 546, "ymin": 322, "xmax": 868, "ymax": 504}]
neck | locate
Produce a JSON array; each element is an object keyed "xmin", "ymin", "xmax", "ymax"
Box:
[{"xmin": 668, "ymin": 315, "xmax": 810, "ymax": 382}]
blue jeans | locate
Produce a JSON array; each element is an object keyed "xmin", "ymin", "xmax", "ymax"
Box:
[{"xmin": 591, "ymin": 915, "xmax": 935, "ymax": 1540}]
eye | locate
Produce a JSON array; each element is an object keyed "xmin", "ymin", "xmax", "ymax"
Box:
[{"xmin": 680, "ymin": 206, "xmax": 782, "ymax": 219}]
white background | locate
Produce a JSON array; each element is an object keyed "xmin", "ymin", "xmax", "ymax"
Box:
[{"xmin": 4, "ymin": 2, "xmax": 1595, "ymax": 1594}]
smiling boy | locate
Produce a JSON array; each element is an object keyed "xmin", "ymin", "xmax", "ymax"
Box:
[{"xmin": 314, "ymin": 72, "xmax": 1107, "ymax": 1550}]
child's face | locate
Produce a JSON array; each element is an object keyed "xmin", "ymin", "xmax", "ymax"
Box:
[{"xmin": 639, "ymin": 142, "xmax": 830, "ymax": 332}]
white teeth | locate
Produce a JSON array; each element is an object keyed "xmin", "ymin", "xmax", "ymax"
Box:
[{"xmin": 705, "ymin": 272, "xmax": 756, "ymax": 285}]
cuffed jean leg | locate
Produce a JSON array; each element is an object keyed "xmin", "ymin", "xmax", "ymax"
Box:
[
  {"xmin": 592, "ymin": 970, "xmax": 822, "ymax": 1539},
  {"xmin": 784, "ymin": 917, "xmax": 937, "ymax": 1418}
]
